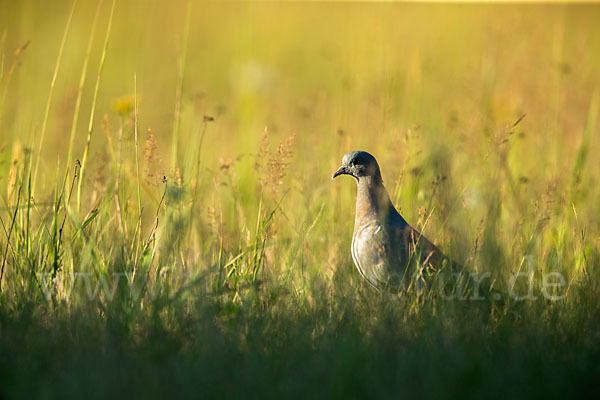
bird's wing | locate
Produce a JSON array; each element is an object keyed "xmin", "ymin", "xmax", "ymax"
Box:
[
  {"xmin": 352, "ymin": 222, "xmax": 384, "ymax": 289},
  {"xmin": 391, "ymin": 222, "xmax": 454, "ymax": 273},
  {"xmin": 352, "ymin": 221, "xmax": 408, "ymax": 289}
]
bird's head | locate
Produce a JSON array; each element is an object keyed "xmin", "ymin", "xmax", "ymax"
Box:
[{"xmin": 332, "ymin": 151, "xmax": 382, "ymax": 181}]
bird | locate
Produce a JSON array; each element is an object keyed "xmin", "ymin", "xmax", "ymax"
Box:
[{"xmin": 332, "ymin": 151, "xmax": 457, "ymax": 292}]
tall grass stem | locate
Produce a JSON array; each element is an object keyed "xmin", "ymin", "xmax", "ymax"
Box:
[
  {"xmin": 77, "ymin": 0, "xmax": 116, "ymax": 213},
  {"xmin": 32, "ymin": 0, "xmax": 78, "ymax": 193}
]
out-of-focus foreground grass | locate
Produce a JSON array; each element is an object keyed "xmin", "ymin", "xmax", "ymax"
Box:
[{"xmin": 1, "ymin": 1, "xmax": 600, "ymax": 398}]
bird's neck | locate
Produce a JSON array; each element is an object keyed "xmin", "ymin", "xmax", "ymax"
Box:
[{"xmin": 354, "ymin": 176, "xmax": 395, "ymax": 228}]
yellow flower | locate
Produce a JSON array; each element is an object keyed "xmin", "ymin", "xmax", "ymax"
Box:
[{"xmin": 111, "ymin": 95, "xmax": 135, "ymax": 117}]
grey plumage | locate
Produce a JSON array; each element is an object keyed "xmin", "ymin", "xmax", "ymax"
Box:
[{"xmin": 333, "ymin": 151, "xmax": 455, "ymax": 291}]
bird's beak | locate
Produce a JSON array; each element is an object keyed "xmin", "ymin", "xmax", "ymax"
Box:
[{"xmin": 332, "ymin": 166, "xmax": 348, "ymax": 179}]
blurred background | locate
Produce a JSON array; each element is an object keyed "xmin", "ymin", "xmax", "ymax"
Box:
[
  {"xmin": 1, "ymin": 0, "xmax": 599, "ymax": 279},
  {"xmin": 2, "ymin": 2, "xmax": 600, "ymax": 398}
]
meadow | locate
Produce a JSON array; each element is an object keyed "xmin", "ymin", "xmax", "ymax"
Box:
[{"xmin": 1, "ymin": 1, "xmax": 600, "ymax": 398}]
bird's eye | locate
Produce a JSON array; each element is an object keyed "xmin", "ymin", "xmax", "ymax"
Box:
[{"xmin": 352, "ymin": 158, "xmax": 361, "ymax": 166}]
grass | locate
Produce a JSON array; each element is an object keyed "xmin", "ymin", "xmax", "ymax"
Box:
[{"xmin": 1, "ymin": 1, "xmax": 600, "ymax": 398}]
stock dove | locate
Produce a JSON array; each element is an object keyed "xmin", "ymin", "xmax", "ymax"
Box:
[{"xmin": 333, "ymin": 151, "xmax": 455, "ymax": 291}]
